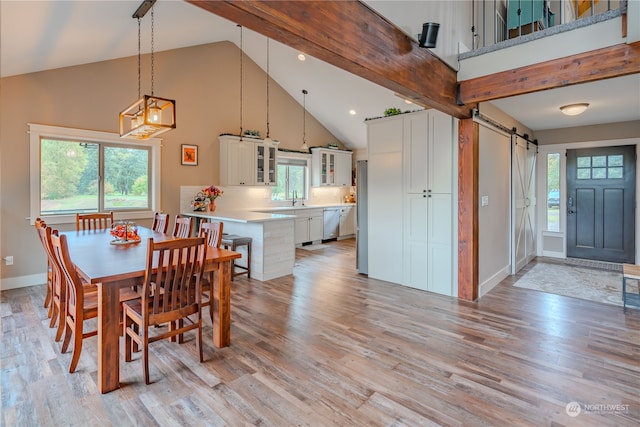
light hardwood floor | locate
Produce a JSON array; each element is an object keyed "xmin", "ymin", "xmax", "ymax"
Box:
[{"xmin": 2, "ymin": 238, "xmax": 639, "ymax": 426}]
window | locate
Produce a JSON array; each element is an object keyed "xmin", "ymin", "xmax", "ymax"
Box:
[
  {"xmin": 577, "ymin": 155, "xmax": 624, "ymax": 180},
  {"xmin": 546, "ymin": 153, "xmax": 560, "ymax": 232},
  {"xmin": 271, "ymin": 154, "xmax": 309, "ymax": 201},
  {"xmin": 30, "ymin": 124, "xmax": 161, "ymax": 224}
]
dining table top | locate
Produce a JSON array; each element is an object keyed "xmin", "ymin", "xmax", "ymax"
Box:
[{"xmin": 61, "ymin": 226, "xmax": 241, "ymax": 285}]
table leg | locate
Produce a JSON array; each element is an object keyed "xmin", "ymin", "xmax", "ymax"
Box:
[
  {"xmin": 213, "ymin": 260, "xmax": 231, "ymax": 347},
  {"xmin": 97, "ymin": 282, "xmax": 120, "ymax": 393}
]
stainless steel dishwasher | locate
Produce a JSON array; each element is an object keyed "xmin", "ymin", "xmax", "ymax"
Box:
[{"xmin": 323, "ymin": 208, "xmax": 340, "ymax": 240}]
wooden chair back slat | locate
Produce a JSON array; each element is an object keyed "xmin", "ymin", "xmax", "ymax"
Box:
[
  {"xmin": 76, "ymin": 212, "xmax": 114, "ymax": 231},
  {"xmin": 199, "ymin": 221, "xmax": 224, "ymax": 248},
  {"xmin": 172, "ymin": 215, "xmax": 192, "ymax": 238},
  {"xmin": 152, "ymin": 212, "xmax": 170, "ymax": 234}
]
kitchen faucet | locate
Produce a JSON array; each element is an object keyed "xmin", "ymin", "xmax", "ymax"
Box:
[{"xmin": 292, "ymin": 190, "xmax": 298, "ymax": 206}]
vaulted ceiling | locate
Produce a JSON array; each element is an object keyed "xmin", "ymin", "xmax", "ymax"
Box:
[{"xmin": 2, "ymin": 1, "xmax": 638, "ymax": 150}]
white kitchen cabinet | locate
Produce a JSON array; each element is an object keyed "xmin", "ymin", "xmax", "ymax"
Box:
[
  {"xmin": 294, "ymin": 208, "xmax": 324, "ymax": 245},
  {"xmin": 219, "ymin": 135, "xmax": 279, "ymax": 186},
  {"xmin": 219, "ymin": 136, "xmax": 254, "ymax": 186},
  {"xmin": 254, "ymin": 142, "xmax": 278, "ymax": 186},
  {"xmin": 366, "ymin": 110, "xmax": 455, "ymax": 296},
  {"xmin": 339, "ymin": 206, "xmax": 355, "ymax": 237},
  {"xmin": 311, "ymin": 148, "xmax": 352, "ymax": 187}
]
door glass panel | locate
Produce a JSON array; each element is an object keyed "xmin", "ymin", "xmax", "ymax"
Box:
[
  {"xmin": 577, "ymin": 157, "xmax": 591, "ymax": 167},
  {"xmin": 546, "ymin": 153, "xmax": 560, "ymax": 232},
  {"xmin": 608, "ymin": 155, "xmax": 623, "ymax": 166},
  {"xmin": 592, "ymin": 168, "xmax": 606, "ymax": 179},
  {"xmin": 577, "ymin": 168, "xmax": 591, "ymax": 179},
  {"xmin": 608, "ymin": 167, "xmax": 623, "ymax": 179},
  {"xmin": 592, "ymin": 156, "xmax": 606, "ymax": 167}
]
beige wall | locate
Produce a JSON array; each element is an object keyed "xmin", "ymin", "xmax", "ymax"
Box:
[
  {"xmin": 0, "ymin": 41, "xmax": 342, "ymax": 286},
  {"xmin": 535, "ymin": 120, "xmax": 640, "ymax": 145}
]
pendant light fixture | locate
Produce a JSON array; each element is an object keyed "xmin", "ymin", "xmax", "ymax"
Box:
[
  {"xmin": 119, "ymin": 0, "xmax": 176, "ymax": 140},
  {"xmin": 300, "ymin": 89, "xmax": 309, "ymax": 152},
  {"xmin": 263, "ymin": 37, "xmax": 273, "ymax": 144}
]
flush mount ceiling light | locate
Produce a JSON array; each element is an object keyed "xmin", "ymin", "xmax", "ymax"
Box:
[
  {"xmin": 300, "ymin": 89, "xmax": 309, "ymax": 152},
  {"xmin": 560, "ymin": 103, "xmax": 590, "ymax": 116},
  {"xmin": 297, "ymin": 53, "xmax": 306, "ymax": 61},
  {"xmin": 119, "ymin": 0, "xmax": 176, "ymax": 140}
]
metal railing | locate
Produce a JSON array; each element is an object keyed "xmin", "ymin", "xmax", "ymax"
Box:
[{"xmin": 470, "ymin": 0, "xmax": 623, "ymax": 51}]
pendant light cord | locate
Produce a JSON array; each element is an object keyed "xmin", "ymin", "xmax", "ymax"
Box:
[
  {"xmin": 137, "ymin": 17, "xmax": 141, "ymax": 99},
  {"xmin": 302, "ymin": 89, "xmax": 308, "ymax": 145},
  {"xmin": 150, "ymin": 5, "xmax": 155, "ymax": 96},
  {"xmin": 266, "ymin": 38, "xmax": 270, "ymax": 139},
  {"xmin": 239, "ymin": 25, "xmax": 243, "ymax": 141}
]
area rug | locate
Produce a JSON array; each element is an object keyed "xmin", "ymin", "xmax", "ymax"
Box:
[
  {"xmin": 300, "ymin": 244, "xmax": 329, "ymax": 251},
  {"xmin": 513, "ymin": 262, "xmax": 638, "ymax": 307}
]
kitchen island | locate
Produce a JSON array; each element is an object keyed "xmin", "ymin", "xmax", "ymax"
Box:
[{"xmin": 181, "ymin": 210, "xmax": 295, "ymax": 281}]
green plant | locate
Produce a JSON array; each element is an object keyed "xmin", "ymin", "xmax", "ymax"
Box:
[{"xmin": 384, "ymin": 107, "xmax": 402, "ymax": 116}]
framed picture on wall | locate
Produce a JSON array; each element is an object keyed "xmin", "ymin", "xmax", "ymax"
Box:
[{"xmin": 181, "ymin": 144, "xmax": 198, "ymax": 166}]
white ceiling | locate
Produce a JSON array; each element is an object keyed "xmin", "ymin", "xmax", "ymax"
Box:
[{"xmin": 1, "ymin": 1, "xmax": 638, "ymax": 150}]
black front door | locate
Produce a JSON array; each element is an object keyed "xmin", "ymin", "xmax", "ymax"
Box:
[{"xmin": 566, "ymin": 145, "xmax": 636, "ymax": 263}]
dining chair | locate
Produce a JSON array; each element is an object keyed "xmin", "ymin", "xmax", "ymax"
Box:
[
  {"xmin": 172, "ymin": 215, "xmax": 192, "ymax": 238},
  {"xmin": 34, "ymin": 218, "xmax": 53, "ymax": 316},
  {"xmin": 76, "ymin": 212, "xmax": 114, "ymax": 231},
  {"xmin": 50, "ymin": 233, "xmax": 139, "ymax": 373},
  {"xmin": 36, "ymin": 223, "xmax": 68, "ymax": 340},
  {"xmin": 198, "ymin": 221, "xmax": 224, "ymax": 320},
  {"xmin": 151, "ymin": 212, "xmax": 170, "ymax": 234},
  {"xmin": 123, "ymin": 237, "xmax": 207, "ymax": 384}
]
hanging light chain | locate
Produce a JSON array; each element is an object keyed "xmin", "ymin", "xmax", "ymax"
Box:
[
  {"xmin": 137, "ymin": 17, "xmax": 141, "ymax": 99},
  {"xmin": 266, "ymin": 38, "xmax": 270, "ymax": 138},
  {"xmin": 239, "ymin": 25, "xmax": 243, "ymax": 140},
  {"xmin": 150, "ymin": 5, "xmax": 155, "ymax": 96}
]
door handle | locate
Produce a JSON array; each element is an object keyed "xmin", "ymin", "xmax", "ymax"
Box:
[{"xmin": 568, "ymin": 196, "xmax": 573, "ymax": 207}]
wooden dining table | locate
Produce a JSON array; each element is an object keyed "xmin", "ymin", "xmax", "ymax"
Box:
[{"xmin": 61, "ymin": 226, "xmax": 241, "ymax": 394}]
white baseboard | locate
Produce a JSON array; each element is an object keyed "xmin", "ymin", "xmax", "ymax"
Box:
[
  {"xmin": 479, "ymin": 265, "xmax": 510, "ymax": 298},
  {"xmin": 1, "ymin": 273, "xmax": 46, "ymax": 291}
]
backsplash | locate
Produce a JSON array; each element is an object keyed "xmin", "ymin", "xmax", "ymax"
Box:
[{"xmin": 180, "ymin": 185, "xmax": 352, "ymax": 213}]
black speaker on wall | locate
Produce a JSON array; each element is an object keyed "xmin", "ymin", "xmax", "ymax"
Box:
[{"xmin": 418, "ymin": 22, "xmax": 440, "ymax": 48}]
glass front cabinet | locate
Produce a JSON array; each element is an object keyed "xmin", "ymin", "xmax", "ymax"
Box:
[
  {"xmin": 311, "ymin": 148, "xmax": 352, "ymax": 187},
  {"xmin": 255, "ymin": 142, "xmax": 278, "ymax": 185}
]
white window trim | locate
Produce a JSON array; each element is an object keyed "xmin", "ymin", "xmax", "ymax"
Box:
[
  {"xmin": 29, "ymin": 123, "xmax": 162, "ymax": 225},
  {"xmin": 274, "ymin": 150, "xmax": 311, "ymax": 201}
]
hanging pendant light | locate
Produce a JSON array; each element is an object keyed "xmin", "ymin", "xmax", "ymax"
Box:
[
  {"xmin": 263, "ymin": 37, "xmax": 273, "ymax": 145},
  {"xmin": 119, "ymin": 0, "xmax": 175, "ymax": 140},
  {"xmin": 300, "ymin": 89, "xmax": 309, "ymax": 152}
]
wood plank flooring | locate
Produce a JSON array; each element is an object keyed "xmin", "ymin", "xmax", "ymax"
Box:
[{"xmin": 2, "ymin": 239, "xmax": 639, "ymax": 426}]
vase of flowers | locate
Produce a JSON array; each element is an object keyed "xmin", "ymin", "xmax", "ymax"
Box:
[{"xmin": 202, "ymin": 185, "xmax": 223, "ymax": 213}]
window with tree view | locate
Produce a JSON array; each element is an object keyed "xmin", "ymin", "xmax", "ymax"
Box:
[
  {"xmin": 272, "ymin": 156, "xmax": 308, "ymax": 201},
  {"xmin": 40, "ymin": 138, "xmax": 150, "ymax": 215}
]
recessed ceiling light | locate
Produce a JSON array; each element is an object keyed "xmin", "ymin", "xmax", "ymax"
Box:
[
  {"xmin": 560, "ymin": 103, "xmax": 589, "ymax": 116},
  {"xmin": 349, "ymin": 109, "xmax": 357, "ymax": 115},
  {"xmin": 297, "ymin": 53, "xmax": 306, "ymax": 61}
]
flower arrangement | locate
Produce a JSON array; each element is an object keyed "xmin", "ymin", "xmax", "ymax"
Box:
[
  {"xmin": 110, "ymin": 221, "xmax": 139, "ymax": 242},
  {"xmin": 202, "ymin": 185, "xmax": 223, "ymax": 201}
]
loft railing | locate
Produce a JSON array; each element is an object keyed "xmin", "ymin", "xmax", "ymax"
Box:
[{"xmin": 470, "ymin": 0, "xmax": 624, "ymax": 51}]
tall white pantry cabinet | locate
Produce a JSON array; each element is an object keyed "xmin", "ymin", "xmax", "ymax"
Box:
[{"xmin": 366, "ymin": 109, "xmax": 457, "ymax": 296}]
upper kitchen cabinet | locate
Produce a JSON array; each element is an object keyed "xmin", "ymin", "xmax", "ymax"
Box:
[
  {"xmin": 311, "ymin": 148, "xmax": 352, "ymax": 187},
  {"xmin": 219, "ymin": 135, "xmax": 279, "ymax": 186}
]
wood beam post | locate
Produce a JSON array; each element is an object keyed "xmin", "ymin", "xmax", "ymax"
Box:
[
  {"xmin": 458, "ymin": 118, "xmax": 479, "ymax": 301},
  {"xmin": 187, "ymin": 0, "xmax": 473, "ymax": 119}
]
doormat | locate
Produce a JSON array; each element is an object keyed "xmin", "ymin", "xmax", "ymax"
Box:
[
  {"xmin": 513, "ymin": 262, "xmax": 637, "ymax": 308},
  {"xmin": 300, "ymin": 244, "xmax": 329, "ymax": 251},
  {"xmin": 564, "ymin": 257, "xmax": 623, "ymax": 272}
]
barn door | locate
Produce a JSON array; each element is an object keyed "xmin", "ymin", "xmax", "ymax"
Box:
[{"xmin": 512, "ymin": 135, "xmax": 537, "ymax": 273}]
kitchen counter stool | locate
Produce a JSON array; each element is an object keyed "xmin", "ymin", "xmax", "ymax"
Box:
[{"xmin": 221, "ymin": 234, "xmax": 251, "ymax": 281}]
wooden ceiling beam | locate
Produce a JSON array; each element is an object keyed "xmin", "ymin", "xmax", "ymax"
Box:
[
  {"xmin": 459, "ymin": 41, "xmax": 640, "ymax": 104},
  {"xmin": 187, "ymin": 0, "xmax": 473, "ymax": 119}
]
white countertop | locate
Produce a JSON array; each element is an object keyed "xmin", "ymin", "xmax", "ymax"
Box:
[
  {"xmin": 181, "ymin": 210, "xmax": 295, "ymax": 223},
  {"xmin": 254, "ymin": 203, "xmax": 356, "ymax": 212}
]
